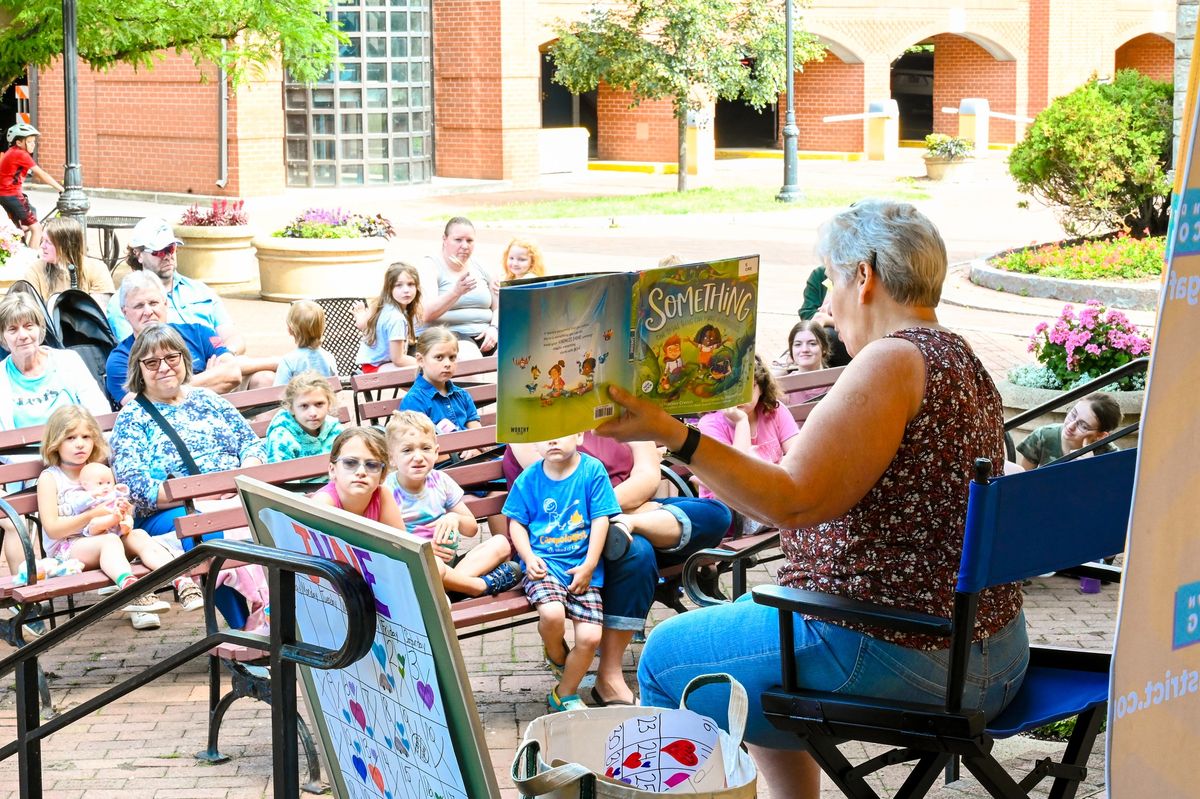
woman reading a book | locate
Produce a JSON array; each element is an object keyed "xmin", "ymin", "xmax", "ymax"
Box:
[
  {"xmin": 598, "ymin": 199, "xmax": 1027, "ymax": 798},
  {"xmin": 419, "ymin": 216, "xmax": 499, "ymax": 359}
]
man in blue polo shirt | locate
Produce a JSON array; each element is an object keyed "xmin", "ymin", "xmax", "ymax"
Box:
[
  {"xmin": 105, "ymin": 271, "xmax": 242, "ymax": 405},
  {"xmin": 105, "ymin": 217, "xmax": 277, "ymax": 387}
]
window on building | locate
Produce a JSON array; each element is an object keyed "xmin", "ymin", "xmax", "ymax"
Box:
[{"xmin": 285, "ymin": 0, "xmax": 433, "ymax": 187}]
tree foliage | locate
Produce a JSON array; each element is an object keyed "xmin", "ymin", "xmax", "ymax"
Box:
[
  {"xmin": 0, "ymin": 1, "xmax": 343, "ymax": 89},
  {"xmin": 1008, "ymin": 70, "xmax": 1172, "ymax": 237},
  {"xmin": 549, "ymin": 0, "xmax": 823, "ymax": 191}
]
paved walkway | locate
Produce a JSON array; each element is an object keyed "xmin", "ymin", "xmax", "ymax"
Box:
[{"xmin": 0, "ymin": 152, "xmax": 1140, "ymax": 797}]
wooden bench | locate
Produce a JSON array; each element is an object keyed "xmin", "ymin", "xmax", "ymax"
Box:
[{"xmin": 350, "ymin": 355, "xmax": 498, "ymax": 425}]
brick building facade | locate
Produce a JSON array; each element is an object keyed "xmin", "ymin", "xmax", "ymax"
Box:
[{"xmin": 22, "ymin": 0, "xmax": 1179, "ymax": 196}]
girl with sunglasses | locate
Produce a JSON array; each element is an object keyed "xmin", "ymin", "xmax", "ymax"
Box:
[{"xmin": 310, "ymin": 427, "xmax": 406, "ymax": 527}]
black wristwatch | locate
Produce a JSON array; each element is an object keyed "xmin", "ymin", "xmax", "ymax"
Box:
[{"xmin": 666, "ymin": 424, "xmax": 702, "ymax": 465}]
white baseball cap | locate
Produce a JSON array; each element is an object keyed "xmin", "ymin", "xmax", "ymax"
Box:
[{"xmin": 129, "ymin": 217, "xmax": 184, "ymax": 251}]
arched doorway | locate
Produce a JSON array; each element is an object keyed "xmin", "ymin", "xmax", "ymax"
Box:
[
  {"xmin": 539, "ymin": 47, "xmax": 597, "ymax": 157},
  {"xmin": 891, "ymin": 46, "xmax": 933, "ymax": 141},
  {"xmin": 1115, "ymin": 33, "xmax": 1174, "ymax": 82}
]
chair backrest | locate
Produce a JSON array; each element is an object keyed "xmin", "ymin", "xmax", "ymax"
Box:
[
  {"xmin": 958, "ymin": 447, "xmax": 1136, "ymax": 593},
  {"xmin": 313, "ymin": 297, "xmax": 367, "ymax": 377}
]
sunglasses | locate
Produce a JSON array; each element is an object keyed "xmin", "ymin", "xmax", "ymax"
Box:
[
  {"xmin": 334, "ymin": 457, "xmax": 386, "ymax": 475},
  {"xmin": 147, "ymin": 243, "xmax": 177, "ymax": 258},
  {"xmin": 139, "ymin": 351, "xmax": 184, "ymax": 371}
]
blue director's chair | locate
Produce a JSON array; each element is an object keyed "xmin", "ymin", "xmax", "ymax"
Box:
[{"xmin": 755, "ymin": 446, "xmax": 1135, "ymax": 799}]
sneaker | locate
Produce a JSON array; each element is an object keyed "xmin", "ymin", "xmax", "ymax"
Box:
[
  {"xmin": 129, "ymin": 611, "xmax": 161, "ymax": 631},
  {"xmin": 480, "ymin": 561, "xmax": 524, "ymax": 596},
  {"xmin": 176, "ymin": 581, "xmax": 205, "ymax": 612},
  {"xmin": 548, "ymin": 688, "xmax": 586, "ymax": 712},
  {"xmin": 124, "ymin": 592, "xmax": 170, "ymax": 613},
  {"xmin": 1, "ymin": 603, "xmax": 46, "ymax": 639}
]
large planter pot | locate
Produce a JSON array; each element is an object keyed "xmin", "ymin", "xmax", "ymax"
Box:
[
  {"xmin": 253, "ymin": 235, "xmax": 388, "ymax": 302},
  {"xmin": 174, "ymin": 224, "xmax": 257, "ymax": 286},
  {"xmin": 924, "ymin": 156, "xmax": 974, "ymax": 182},
  {"xmin": 997, "ymin": 380, "xmax": 1144, "ymax": 451}
]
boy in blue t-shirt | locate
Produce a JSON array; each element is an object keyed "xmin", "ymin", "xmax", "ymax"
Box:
[{"xmin": 504, "ymin": 432, "xmax": 621, "ymax": 712}]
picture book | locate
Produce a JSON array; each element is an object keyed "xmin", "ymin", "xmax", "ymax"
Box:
[{"xmin": 497, "ymin": 256, "xmax": 759, "ymax": 443}]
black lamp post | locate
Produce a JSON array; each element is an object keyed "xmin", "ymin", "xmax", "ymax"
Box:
[
  {"xmin": 55, "ymin": 0, "xmax": 89, "ymax": 225},
  {"xmin": 776, "ymin": 0, "xmax": 802, "ymax": 202}
]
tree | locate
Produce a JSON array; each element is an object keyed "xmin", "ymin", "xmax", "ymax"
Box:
[
  {"xmin": 549, "ymin": 0, "xmax": 823, "ymax": 192},
  {"xmin": 1008, "ymin": 70, "xmax": 1172, "ymax": 237},
  {"xmin": 0, "ymin": 1, "xmax": 343, "ymax": 90}
]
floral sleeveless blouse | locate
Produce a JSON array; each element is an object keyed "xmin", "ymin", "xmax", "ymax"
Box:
[{"xmin": 777, "ymin": 328, "xmax": 1023, "ymax": 650}]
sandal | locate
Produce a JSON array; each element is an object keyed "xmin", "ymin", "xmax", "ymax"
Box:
[
  {"xmin": 548, "ymin": 687, "xmax": 586, "ymax": 712},
  {"xmin": 588, "ymin": 686, "xmax": 634, "ymax": 707},
  {"xmin": 604, "ymin": 520, "xmax": 632, "ymax": 561},
  {"xmin": 544, "ymin": 638, "xmax": 568, "ymax": 680}
]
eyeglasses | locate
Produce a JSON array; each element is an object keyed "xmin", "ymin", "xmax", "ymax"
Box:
[
  {"xmin": 139, "ymin": 351, "xmax": 184, "ymax": 371},
  {"xmin": 147, "ymin": 243, "xmax": 177, "ymax": 258},
  {"xmin": 1064, "ymin": 408, "xmax": 1096, "ymax": 433},
  {"xmin": 334, "ymin": 457, "xmax": 386, "ymax": 475}
]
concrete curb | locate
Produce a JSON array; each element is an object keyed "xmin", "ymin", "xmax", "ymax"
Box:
[{"xmin": 967, "ymin": 258, "xmax": 1159, "ymax": 311}]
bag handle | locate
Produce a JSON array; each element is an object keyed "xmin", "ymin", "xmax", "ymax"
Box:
[
  {"xmin": 135, "ymin": 393, "xmax": 201, "ymax": 476},
  {"xmin": 680, "ymin": 673, "xmax": 749, "ymax": 778},
  {"xmin": 511, "ymin": 739, "xmax": 597, "ymax": 798}
]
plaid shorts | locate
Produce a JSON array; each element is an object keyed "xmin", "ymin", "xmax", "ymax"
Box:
[{"xmin": 523, "ymin": 575, "xmax": 604, "ymax": 625}]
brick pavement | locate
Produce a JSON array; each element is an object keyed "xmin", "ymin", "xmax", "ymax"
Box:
[{"xmin": 1, "ymin": 154, "xmax": 1138, "ymax": 797}]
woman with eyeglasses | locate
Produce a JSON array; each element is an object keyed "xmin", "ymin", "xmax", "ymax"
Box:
[
  {"xmin": 111, "ymin": 323, "xmax": 264, "ymax": 543},
  {"xmin": 1016, "ymin": 393, "xmax": 1123, "ymax": 470},
  {"xmin": 309, "ymin": 426, "xmax": 407, "ymax": 527},
  {"xmin": 0, "ymin": 292, "xmax": 111, "ymax": 578},
  {"xmin": 597, "ymin": 200, "xmax": 1027, "ymax": 798}
]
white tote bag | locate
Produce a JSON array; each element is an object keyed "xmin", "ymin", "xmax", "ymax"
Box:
[{"xmin": 512, "ymin": 673, "xmax": 757, "ymax": 798}]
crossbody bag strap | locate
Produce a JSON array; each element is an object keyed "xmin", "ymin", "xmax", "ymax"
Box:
[{"xmin": 135, "ymin": 393, "xmax": 200, "ymax": 476}]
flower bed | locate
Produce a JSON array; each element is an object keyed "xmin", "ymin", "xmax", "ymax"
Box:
[
  {"xmin": 991, "ymin": 232, "xmax": 1164, "ymax": 281},
  {"xmin": 1011, "ymin": 300, "xmax": 1151, "ymax": 391}
]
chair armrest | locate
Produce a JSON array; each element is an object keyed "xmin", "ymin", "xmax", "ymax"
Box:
[
  {"xmin": 1054, "ymin": 561, "xmax": 1123, "ymax": 583},
  {"xmin": 1028, "ymin": 645, "xmax": 1110, "ymax": 672},
  {"xmin": 753, "ymin": 584, "xmax": 953, "ymax": 638},
  {"xmin": 681, "ymin": 538, "xmax": 781, "ymax": 607}
]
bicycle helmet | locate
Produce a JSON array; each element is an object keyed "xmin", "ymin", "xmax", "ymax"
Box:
[{"xmin": 7, "ymin": 122, "xmax": 40, "ymax": 144}]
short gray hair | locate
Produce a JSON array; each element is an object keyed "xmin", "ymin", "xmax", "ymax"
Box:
[
  {"xmin": 815, "ymin": 199, "xmax": 947, "ymax": 307},
  {"xmin": 119, "ymin": 270, "xmax": 166, "ymax": 310},
  {"xmin": 125, "ymin": 322, "xmax": 194, "ymax": 395},
  {"xmin": 0, "ymin": 294, "xmax": 46, "ymax": 343}
]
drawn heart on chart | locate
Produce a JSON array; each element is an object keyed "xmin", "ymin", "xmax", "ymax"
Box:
[
  {"xmin": 366, "ymin": 724, "xmax": 375, "ymax": 738},
  {"xmin": 377, "ymin": 672, "xmax": 392, "ymax": 693},
  {"xmin": 349, "ymin": 699, "xmax": 367, "ymax": 731},
  {"xmin": 348, "ymin": 681, "xmax": 356, "ymax": 697},
  {"xmin": 416, "ymin": 680, "xmax": 435, "ymax": 710},
  {"xmin": 351, "ymin": 754, "xmax": 367, "ymax": 781},
  {"xmin": 395, "ymin": 653, "xmax": 406, "ymax": 679},
  {"xmin": 395, "ymin": 722, "xmax": 411, "ymax": 755},
  {"xmin": 368, "ymin": 763, "xmax": 386, "ymax": 793},
  {"xmin": 353, "ymin": 740, "xmax": 361, "ymax": 754},
  {"xmin": 342, "ymin": 709, "xmax": 352, "ymax": 725},
  {"xmin": 664, "ymin": 772, "xmax": 690, "ymax": 789},
  {"xmin": 622, "ymin": 752, "xmax": 643, "ymax": 769},
  {"xmin": 371, "ymin": 641, "xmax": 387, "ymax": 668},
  {"xmin": 386, "ymin": 672, "xmax": 396, "ymax": 690},
  {"xmin": 663, "ymin": 739, "xmax": 699, "ymax": 766}
]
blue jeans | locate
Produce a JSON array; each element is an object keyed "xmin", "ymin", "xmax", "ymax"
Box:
[
  {"xmin": 137, "ymin": 507, "xmax": 249, "ymax": 629},
  {"xmin": 601, "ymin": 497, "xmax": 732, "ymax": 632},
  {"xmin": 638, "ymin": 594, "xmax": 1029, "ymax": 749}
]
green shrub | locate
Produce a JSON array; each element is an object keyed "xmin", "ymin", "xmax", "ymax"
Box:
[
  {"xmin": 924, "ymin": 133, "xmax": 973, "ymax": 161},
  {"xmin": 1008, "ymin": 70, "xmax": 1172, "ymax": 237}
]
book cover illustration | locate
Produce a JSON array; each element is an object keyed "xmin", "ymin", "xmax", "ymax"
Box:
[
  {"xmin": 497, "ymin": 256, "xmax": 758, "ymax": 444},
  {"xmin": 498, "ymin": 273, "xmax": 634, "ymax": 444},
  {"xmin": 632, "ymin": 257, "xmax": 758, "ymax": 417}
]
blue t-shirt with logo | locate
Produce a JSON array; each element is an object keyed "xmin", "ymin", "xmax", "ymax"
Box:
[{"xmin": 501, "ymin": 453, "xmax": 621, "ymax": 588}]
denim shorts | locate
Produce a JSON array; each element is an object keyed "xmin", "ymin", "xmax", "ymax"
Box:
[{"xmin": 638, "ymin": 593, "xmax": 1028, "ymax": 750}]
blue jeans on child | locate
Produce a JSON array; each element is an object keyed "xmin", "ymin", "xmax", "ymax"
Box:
[
  {"xmin": 600, "ymin": 496, "xmax": 732, "ymax": 632},
  {"xmin": 638, "ymin": 593, "xmax": 1029, "ymax": 749},
  {"xmin": 138, "ymin": 507, "xmax": 249, "ymax": 629}
]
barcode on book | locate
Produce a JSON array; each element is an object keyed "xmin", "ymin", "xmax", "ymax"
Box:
[{"xmin": 594, "ymin": 405, "xmax": 615, "ymax": 420}]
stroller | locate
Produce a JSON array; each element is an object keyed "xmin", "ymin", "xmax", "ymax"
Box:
[{"xmin": 4, "ymin": 280, "xmax": 118, "ymax": 406}]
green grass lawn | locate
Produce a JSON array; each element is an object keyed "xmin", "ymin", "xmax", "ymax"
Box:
[{"xmin": 461, "ymin": 184, "xmax": 931, "ymax": 222}]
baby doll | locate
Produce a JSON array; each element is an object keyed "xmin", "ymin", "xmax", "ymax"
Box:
[{"xmin": 66, "ymin": 462, "xmax": 135, "ymax": 536}]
